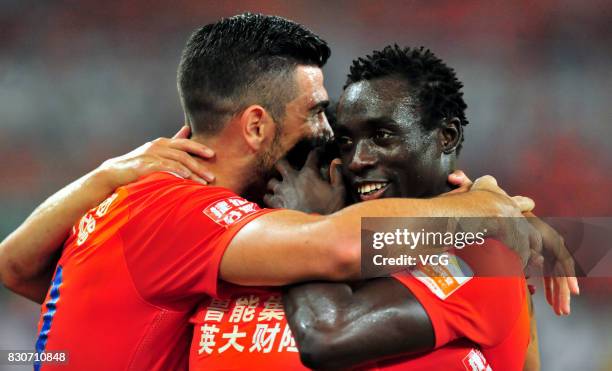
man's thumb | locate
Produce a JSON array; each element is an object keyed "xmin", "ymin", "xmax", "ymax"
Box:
[{"xmin": 329, "ymin": 158, "xmax": 343, "ymax": 186}]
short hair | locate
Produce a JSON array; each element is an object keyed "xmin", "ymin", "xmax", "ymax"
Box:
[
  {"xmin": 178, "ymin": 13, "xmax": 330, "ymax": 134},
  {"xmin": 345, "ymin": 45, "xmax": 468, "ymax": 151}
]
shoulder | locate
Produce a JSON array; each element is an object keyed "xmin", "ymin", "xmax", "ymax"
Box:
[
  {"xmin": 122, "ymin": 172, "xmax": 268, "ymax": 232},
  {"xmin": 122, "ymin": 172, "xmax": 237, "ymax": 213}
]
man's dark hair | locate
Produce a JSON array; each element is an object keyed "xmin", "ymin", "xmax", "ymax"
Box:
[
  {"xmin": 345, "ymin": 45, "xmax": 468, "ymax": 151},
  {"xmin": 178, "ymin": 13, "xmax": 330, "ymax": 134}
]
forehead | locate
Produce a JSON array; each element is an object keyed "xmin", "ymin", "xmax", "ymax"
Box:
[
  {"xmin": 293, "ymin": 65, "xmax": 328, "ymax": 105},
  {"xmin": 338, "ymin": 78, "xmax": 420, "ymax": 127}
]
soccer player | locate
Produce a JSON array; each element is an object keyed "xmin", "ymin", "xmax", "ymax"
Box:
[
  {"xmin": 187, "ymin": 46, "xmax": 537, "ymax": 371},
  {"xmin": 0, "ymin": 14, "xmax": 544, "ymax": 371},
  {"xmin": 280, "ymin": 46, "xmax": 541, "ymax": 370}
]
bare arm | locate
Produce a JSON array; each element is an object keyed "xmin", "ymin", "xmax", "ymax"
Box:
[
  {"xmin": 0, "ymin": 128, "xmax": 215, "ymax": 303},
  {"xmin": 0, "ymin": 169, "xmax": 128, "ymax": 303},
  {"xmin": 220, "ymin": 176, "xmax": 535, "ymax": 286},
  {"xmin": 282, "ymin": 278, "xmax": 433, "ymax": 370},
  {"xmin": 267, "ymin": 159, "xmax": 579, "ymax": 315}
]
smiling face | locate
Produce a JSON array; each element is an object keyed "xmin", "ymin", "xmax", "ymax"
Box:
[{"xmin": 336, "ymin": 77, "xmax": 454, "ymax": 202}]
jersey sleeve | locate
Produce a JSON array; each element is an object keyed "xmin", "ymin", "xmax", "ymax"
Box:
[
  {"xmin": 392, "ymin": 240, "xmax": 527, "ymax": 349},
  {"xmin": 119, "ymin": 177, "xmax": 277, "ymax": 309}
]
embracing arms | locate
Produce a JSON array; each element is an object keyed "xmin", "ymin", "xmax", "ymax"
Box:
[
  {"xmin": 283, "ymin": 278, "xmax": 433, "ymax": 370},
  {"xmin": 0, "ymin": 133, "xmax": 564, "ymax": 306},
  {"xmin": 220, "ymin": 177, "xmax": 532, "ymax": 286},
  {"xmin": 0, "ymin": 127, "xmax": 215, "ymax": 303}
]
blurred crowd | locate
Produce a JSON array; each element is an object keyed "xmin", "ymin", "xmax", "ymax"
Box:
[{"xmin": 1, "ymin": 1, "xmax": 611, "ymax": 370}]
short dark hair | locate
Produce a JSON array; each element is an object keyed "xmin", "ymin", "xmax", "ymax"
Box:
[
  {"xmin": 345, "ymin": 45, "xmax": 468, "ymax": 151},
  {"xmin": 178, "ymin": 13, "xmax": 330, "ymax": 134}
]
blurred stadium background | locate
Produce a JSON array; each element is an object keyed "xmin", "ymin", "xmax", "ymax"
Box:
[{"xmin": 1, "ymin": 1, "xmax": 611, "ymax": 370}]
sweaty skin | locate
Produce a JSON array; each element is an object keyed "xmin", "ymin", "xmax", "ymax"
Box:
[
  {"xmin": 284, "ymin": 279, "xmax": 436, "ymax": 369},
  {"xmin": 0, "ymin": 66, "xmax": 538, "ymax": 303},
  {"xmin": 272, "ymin": 78, "xmax": 538, "ymax": 369}
]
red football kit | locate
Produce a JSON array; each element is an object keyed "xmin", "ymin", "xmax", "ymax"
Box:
[
  {"xmin": 34, "ymin": 172, "xmax": 275, "ymax": 371},
  {"xmin": 190, "ymin": 240, "xmax": 530, "ymax": 371}
]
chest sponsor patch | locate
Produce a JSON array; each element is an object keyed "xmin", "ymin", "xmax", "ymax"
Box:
[
  {"xmin": 203, "ymin": 197, "xmax": 261, "ymax": 227},
  {"xmin": 194, "ymin": 293, "xmax": 297, "ymax": 356},
  {"xmin": 410, "ymin": 253, "xmax": 473, "ymax": 300}
]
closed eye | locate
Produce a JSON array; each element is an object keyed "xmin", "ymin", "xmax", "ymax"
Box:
[{"xmin": 336, "ymin": 135, "xmax": 353, "ymax": 149}]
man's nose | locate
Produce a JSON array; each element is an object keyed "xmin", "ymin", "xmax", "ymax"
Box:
[
  {"xmin": 317, "ymin": 112, "xmax": 334, "ymax": 142},
  {"xmin": 348, "ymin": 141, "xmax": 376, "ymax": 173}
]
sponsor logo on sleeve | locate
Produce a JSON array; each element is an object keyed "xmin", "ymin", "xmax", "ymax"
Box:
[
  {"xmin": 410, "ymin": 253, "xmax": 473, "ymax": 300},
  {"xmin": 203, "ymin": 197, "xmax": 262, "ymax": 228}
]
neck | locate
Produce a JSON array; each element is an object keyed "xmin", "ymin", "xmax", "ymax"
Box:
[{"xmin": 191, "ymin": 133, "xmax": 254, "ymax": 196}]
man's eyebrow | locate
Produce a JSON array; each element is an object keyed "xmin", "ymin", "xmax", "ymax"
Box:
[
  {"xmin": 309, "ymin": 100, "xmax": 330, "ymax": 112},
  {"xmin": 367, "ymin": 117, "xmax": 400, "ymax": 128}
]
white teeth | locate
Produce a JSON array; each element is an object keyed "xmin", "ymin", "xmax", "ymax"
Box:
[{"xmin": 357, "ymin": 182, "xmax": 388, "ymax": 195}]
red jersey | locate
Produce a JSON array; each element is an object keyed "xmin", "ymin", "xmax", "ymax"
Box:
[
  {"xmin": 190, "ymin": 287, "xmax": 496, "ymax": 371},
  {"xmin": 380, "ymin": 239, "xmax": 530, "ymax": 370},
  {"xmin": 34, "ymin": 172, "xmax": 275, "ymax": 371},
  {"xmin": 190, "ymin": 240, "xmax": 529, "ymax": 371},
  {"xmin": 190, "ymin": 286, "xmax": 305, "ymax": 371}
]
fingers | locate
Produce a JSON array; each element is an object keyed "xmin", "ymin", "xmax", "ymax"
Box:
[
  {"xmin": 149, "ymin": 135, "xmax": 215, "ymax": 182},
  {"xmin": 446, "ymin": 170, "xmax": 473, "ymax": 195},
  {"xmin": 543, "ymin": 275, "xmax": 572, "ymax": 316},
  {"xmin": 472, "ymin": 174, "xmax": 498, "ymax": 188},
  {"xmin": 472, "ymin": 175, "xmax": 508, "ymax": 196},
  {"xmin": 154, "ymin": 158, "xmax": 207, "ymax": 184},
  {"xmin": 528, "ymin": 250, "xmax": 544, "ymax": 269},
  {"xmin": 154, "ymin": 134, "xmax": 215, "ymax": 159},
  {"xmin": 526, "ymin": 223, "xmax": 543, "ymax": 266},
  {"xmin": 447, "ymin": 170, "xmax": 464, "ymax": 186},
  {"xmin": 275, "ymin": 159, "xmax": 294, "ymax": 179},
  {"xmin": 172, "ymin": 125, "xmax": 191, "ymax": 139},
  {"xmin": 267, "ymin": 178, "xmax": 280, "ymax": 193},
  {"xmin": 304, "ymin": 149, "xmax": 319, "ymax": 170},
  {"xmin": 263, "ymin": 193, "xmax": 274, "ymax": 208},
  {"xmin": 558, "ymin": 241, "xmax": 578, "ymax": 291},
  {"xmin": 557, "ymin": 252, "xmax": 579, "ymax": 295},
  {"xmin": 169, "ymin": 138, "xmax": 215, "ymax": 159},
  {"xmin": 513, "ymin": 196, "xmax": 535, "ymax": 212},
  {"xmin": 561, "ymin": 257, "xmax": 578, "ymax": 293},
  {"xmin": 526, "ymin": 213, "xmax": 580, "ymax": 300},
  {"xmin": 263, "ymin": 193, "xmax": 283, "ymax": 208},
  {"xmin": 568, "ymin": 277, "xmax": 580, "ymax": 295},
  {"xmin": 540, "ymin": 220, "xmax": 579, "ymax": 297},
  {"xmin": 553, "ymin": 276, "xmax": 571, "ymax": 315},
  {"xmin": 448, "ymin": 170, "xmax": 472, "ymax": 187},
  {"xmin": 544, "ymin": 276, "xmax": 553, "ymax": 308},
  {"xmin": 329, "ymin": 158, "xmax": 343, "ymax": 187},
  {"xmin": 153, "ymin": 146, "xmax": 215, "ymax": 182}
]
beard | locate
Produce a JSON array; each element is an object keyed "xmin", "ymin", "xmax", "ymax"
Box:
[
  {"xmin": 242, "ymin": 124, "xmax": 284, "ymax": 204},
  {"xmin": 255, "ymin": 123, "xmax": 283, "ymax": 178}
]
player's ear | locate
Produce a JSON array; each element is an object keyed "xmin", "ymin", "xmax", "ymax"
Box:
[
  {"xmin": 439, "ymin": 117, "xmax": 462, "ymax": 154},
  {"xmin": 240, "ymin": 105, "xmax": 276, "ymax": 151}
]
